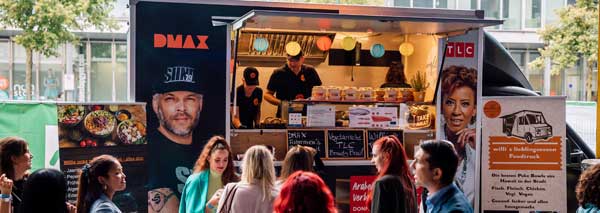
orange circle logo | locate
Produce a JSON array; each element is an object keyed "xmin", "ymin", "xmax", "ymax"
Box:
[
  {"xmin": 253, "ymin": 98, "xmax": 259, "ymax": 106},
  {"xmin": 250, "ymin": 73, "xmax": 256, "ymax": 79},
  {"xmin": 484, "ymin": 100, "xmax": 501, "ymax": 118},
  {"xmin": 300, "ymin": 74, "xmax": 305, "ymax": 82}
]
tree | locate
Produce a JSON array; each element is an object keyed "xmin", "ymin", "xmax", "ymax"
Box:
[
  {"xmin": 529, "ymin": 0, "xmax": 598, "ymax": 100},
  {"xmin": 0, "ymin": 0, "xmax": 116, "ymax": 100}
]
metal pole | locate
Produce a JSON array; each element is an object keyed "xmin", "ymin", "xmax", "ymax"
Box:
[{"xmin": 596, "ymin": 5, "xmax": 599, "ymax": 158}]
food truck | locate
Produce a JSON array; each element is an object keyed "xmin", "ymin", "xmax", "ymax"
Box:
[
  {"xmin": 500, "ymin": 110, "xmax": 552, "ymax": 142},
  {"xmin": 132, "ymin": 0, "xmax": 504, "ymax": 211}
]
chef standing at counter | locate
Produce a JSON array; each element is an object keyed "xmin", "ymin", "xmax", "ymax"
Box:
[{"xmin": 265, "ymin": 51, "xmax": 322, "ymax": 117}]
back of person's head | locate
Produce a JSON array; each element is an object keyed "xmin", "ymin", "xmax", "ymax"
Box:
[
  {"xmin": 274, "ymin": 171, "xmax": 336, "ymax": 213},
  {"xmin": 419, "ymin": 140, "xmax": 459, "ymax": 186},
  {"xmin": 0, "ymin": 136, "xmax": 29, "ymax": 180},
  {"xmin": 76, "ymin": 155, "xmax": 119, "ymax": 213},
  {"xmin": 576, "ymin": 163, "xmax": 600, "ymax": 207},
  {"xmin": 280, "ymin": 146, "xmax": 315, "ymax": 180},
  {"xmin": 242, "ymin": 145, "xmax": 275, "ymax": 201},
  {"xmin": 385, "ymin": 61, "xmax": 406, "ymax": 84},
  {"xmin": 194, "ymin": 136, "xmax": 239, "ymax": 184},
  {"xmin": 21, "ymin": 168, "xmax": 68, "ymax": 213}
]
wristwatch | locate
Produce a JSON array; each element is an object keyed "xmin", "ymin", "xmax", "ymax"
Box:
[{"xmin": 0, "ymin": 194, "xmax": 11, "ymax": 202}]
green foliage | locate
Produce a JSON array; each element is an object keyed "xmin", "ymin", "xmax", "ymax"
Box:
[
  {"xmin": 410, "ymin": 71, "xmax": 429, "ymax": 92},
  {"xmin": 528, "ymin": 0, "xmax": 598, "ymax": 75},
  {"xmin": 0, "ymin": 0, "xmax": 117, "ymax": 57}
]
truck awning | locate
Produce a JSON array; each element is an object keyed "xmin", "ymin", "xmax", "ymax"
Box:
[{"xmin": 232, "ymin": 9, "xmax": 503, "ymax": 34}]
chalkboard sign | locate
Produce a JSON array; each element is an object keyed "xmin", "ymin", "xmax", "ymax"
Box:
[
  {"xmin": 327, "ymin": 130, "xmax": 365, "ymax": 159},
  {"xmin": 366, "ymin": 130, "xmax": 404, "ymax": 158},
  {"xmin": 287, "ymin": 130, "xmax": 326, "ymax": 158}
]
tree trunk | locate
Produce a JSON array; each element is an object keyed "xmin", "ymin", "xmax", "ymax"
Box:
[
  {"xmin": 586, "ymin": 62, "xmax": 594, "ymax": 101},
  {"xmin": 25, "ymin": 48, "xmax": 32, "ymax": 100}
]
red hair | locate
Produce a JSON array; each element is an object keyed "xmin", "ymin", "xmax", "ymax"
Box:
[
  {"xmin": 273, "ymin": 171, "xmax": 337, "ymax": 213},
  {"xmin": 366, "ymin": 135, "xmax": 417, "ymax": 212}
]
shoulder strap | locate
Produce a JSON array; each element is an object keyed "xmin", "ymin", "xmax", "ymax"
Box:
[{"xmin": 219, "ymin": 183, "xmax": 239, "ymax": 213}]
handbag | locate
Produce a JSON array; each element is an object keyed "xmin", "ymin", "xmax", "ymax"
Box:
[{"xmin": 219, "ymin": 183, "xmax": 239, "ymax": 213}]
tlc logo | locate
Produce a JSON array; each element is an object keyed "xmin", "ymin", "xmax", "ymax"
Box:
[
  {"xmin": 154, "ymin": 34, "xmax": 209, "ymax": 49},
  {"xmin": 446, "ymin": 42, "xmax": 474, "ymax": 58}
]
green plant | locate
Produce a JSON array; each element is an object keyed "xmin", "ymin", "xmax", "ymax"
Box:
[{"xmin": 410, "ymin": 71, "xmax": 430, "ymax": 92}]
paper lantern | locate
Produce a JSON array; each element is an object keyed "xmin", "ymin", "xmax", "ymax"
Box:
[
  {"xmin": 399, "ymin": 42, "xmax": 414, "ymax": 56},
  {"xmin": 0, "ymin": 76, "xmax": 8, "ymax": 90},
  {"xmin": 316, "ymin": 36, "xmax": 332, "ymax": 51},
  {"xmin": 253, "ymin": 37, "xmax": 269, "ymax": 52},
  {"xmin": 342, "ymin": 37, "xmax": 356, "ymax": 51},
  {"xmin": 285, "ymin": 42, "xmax": 302, "ymax": 56},
  {"xmin": 370, "ymin": 43, "xmax": 385, "ymax": 58}
]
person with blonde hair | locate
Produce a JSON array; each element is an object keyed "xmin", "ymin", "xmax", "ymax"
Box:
[{"xmin": 216, "ymin": 145, "xmax": 277, "ymax": 213}]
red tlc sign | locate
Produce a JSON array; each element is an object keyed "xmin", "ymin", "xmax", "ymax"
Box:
[
  {"xmin": 349, "ymin": 176, "xmax": 377, "ymax": 213},
  {"xmin": 446, "ymin": 42, "xmax": 475, "ymax": 58}
]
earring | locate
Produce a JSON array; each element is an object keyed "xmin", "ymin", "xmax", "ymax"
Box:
[{"xmin": 103, "ymin": 184, "xmax": 107, "ymax": 191}]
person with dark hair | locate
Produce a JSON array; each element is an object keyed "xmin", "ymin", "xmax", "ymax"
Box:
[
  {"xmin": 273, "ymin": 171, "xmax": 336, "ymax": 213},
  {"xmin": 277, "ymin": 145, "xmax": 315, "ymax": 187},
  {"xmin": 179, "ymin": 136, "xmax": 239, "ymax": 213},
  {"xmin": 19, "ymin": 168, "xmax": 76, "ymax": 213},
  {"xmin": 440, "ymin": 65, "xmax": 477, "ymax": 204},
  {"xmin": 0, "ymin": 136, "xmax": 33, "ymax": 213},
  {"xmin": 232, "ymin": 67, "xmax": 263, "ymax": 129},
  {"xmin": 265, "ymin": 51, "xmax": 322, "ymax": 117},
  {"xmin": 76, "ymin": 155, "xmax": 126, "ymax": 213},
  {"xmin": 411, "ymin": 140, "xmax": 472, "ymax": 213},
  {"xmin": 380, "ymin": 61, "xmax": 411, "ymax": 88},
  {"xmin": 367, "ymin": 135, "xmax": 417, "ymax": 213},
  {"xmin": 576, "ymin": 163, "xmax": 600, "ymax": 212}
]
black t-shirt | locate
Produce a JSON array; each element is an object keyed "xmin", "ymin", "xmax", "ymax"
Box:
[
  {"xmin": 146, "ymin": 130, "xmax": 198, "ymax": 198},
  {"xmin": 267, "ymin": 64, "xmax": 322, "ymax": 117},
  {"xmin": 11, "ymin": 178, "xmax": 24, "ymax": 213},
  {"xmin": 236, "ymin": 85, "xmax": 262, "ymax": 129}
]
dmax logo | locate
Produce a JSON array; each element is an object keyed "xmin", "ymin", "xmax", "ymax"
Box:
[
  {"xmin": 446, "ymin": 42, "xmax": 474, "ymax": 58},
  {"xmin": 153, "ymin": 34, "xmax": 209, "ymax": 49}
]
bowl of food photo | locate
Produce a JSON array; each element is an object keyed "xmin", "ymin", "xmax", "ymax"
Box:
[
  {"xmin": 58, "ymin": 105, "xmax": 86, "ymax": 126},
  {"xmin": 84, "ymin": 110, "xmax": 117, "ymax": 137},
  {"xmin": 117, "ymin": 120, "xmax": 147, "ymax": 145}
]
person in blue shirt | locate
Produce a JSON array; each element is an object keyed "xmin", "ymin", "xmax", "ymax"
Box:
[{"xmin": 411, "ymin": 140, "xmax": 472, "ymax": 213}]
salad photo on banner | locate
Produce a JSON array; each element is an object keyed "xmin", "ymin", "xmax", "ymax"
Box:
[
  {"xmin": 57, "ymin": 103, "xmax": 147, "ymax": 212},
  {"xmin": 436, "ymin": 29, "xmax": 481, "ymax": 206}
]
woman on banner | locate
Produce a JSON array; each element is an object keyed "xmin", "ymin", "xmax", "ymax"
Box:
[
  {"xmin": 273, "ymin": 171, "xmax": 336, "ymax": 213},
  {"xmin": 440, "ymin": 65, "xmax": 477, "ymax": 204},
  {"xmin": 216, "ymin": 145, "xmax": 277, "ymax": 213},
  {"xmin": 0, "ymin": 136, "xmax": 34, "ymax": 213},
  {"xmin": 576, "ymin": 163, "xmax": 600, "ymax": 212},
  {"xmin": 76, "ymin": 155, "xmax": 126, "ymax": 213},
  {"xmin": 367, "ymin": 135, "xmax": 417, "ymax": 213},
  {"xmin": 179, "ymin": 136, "xmax": 239, "ymax": 213}
]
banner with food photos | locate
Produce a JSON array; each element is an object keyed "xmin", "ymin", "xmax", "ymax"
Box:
[
  {"xmin": 481, "ymin": 96, "xmax": 566, "ymax": 212},
  {"xmin": 57, "ymin": 103, "xmax": 147, "ymax": 212},
  {"xmin": 435, "ymin": 29, "xmax": 482, "ymax": 207}
]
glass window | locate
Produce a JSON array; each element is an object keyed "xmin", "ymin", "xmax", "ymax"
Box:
[
  {"xmin": 436, "ymin": 0, "xmax": 456, "ymax": 8},
  {"xmin": 414, "ymin": 0, "xmax": 434, "ymax": 8},
  {"xmin": 116, "ymin": 43, "xmax": 127, "ymax": 101},
  {"xmin": 40, "ymin": 46, "xmax": 63, "ymax": 100},
  {"xmin": 510, "ymin": 51, "xmax": 525, "ymax": 66},
  {"xmin": 13, "ymin": 45, "xmax": 37, "ymax": 100},
  {"xmin": 90, "ymin": 42, "xmax": 112, "ymax": 101},
  {"xmin": 0, "ymin": 41, "xmax": 9, "ymax": 100},
  {"xmin": 545, "ymin": 0, "xmax": 564, "ymax": 25},
  {"xmin": 458, "ymin": 0, "xmax": 477, "ymax": 9},
  {"xmin": 567, "ymin": 0, "xmax": 575, "ymax": 5},
  {"xmin": 550, "ymin": 69, "xmax": 563, "ymax": 96},
  {"xmin": 502, "ymin": 0, "xmax": 522, "ymax": 30},
  {"xmin": 482, "ymin": 0, "xmax": 501, "ymax": 18},
  {"xmin": 525, "ymin": 0, "xmax": 541, "ymax": 28},
  {"xmin": 394, "ymin": 0, "xmax": 410, "ymax": 6}
]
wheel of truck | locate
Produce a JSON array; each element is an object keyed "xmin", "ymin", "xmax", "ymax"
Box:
[{"xmin": 525, "ymin": 133, "xmax": 533, "ymax": 143}]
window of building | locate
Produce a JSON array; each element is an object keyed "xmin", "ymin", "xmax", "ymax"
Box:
[
  {"xmin": 13, "ymin": 45, "xmax": 37, "ymax": 100},
  {"xmin": 502, "ymin": 0, "xmax": 522, "ymax": 30},
  {"xmin": 436, "ymin": 0, "xmax": 456, "ymax": 8},
  {"xmin": 395, "ymin": 0, "xmax": 410, "ymax": 6},
  {"xmin": 510, "ymin": 51, "xmax": 525, "ymax": 66},
  {"xmin": 414, "ymin": 0, "xmax": 433, "ymax": 8},
  {"xmin": 0, "ymin": 41, "xmax": 9, "ymax": 100},
  {"xmin": 545, "ymin": 0, "xmax": 564, "ymax": 26},
  {"xmin": 457, "ymin": 0, "xmax": 477, "ymax": 9},
  {"xmin": 90, "ymin": 42, "xmax": 112, "ymax": 101},
  {"xmin": 482, "ymin": 0, "xmax": 501, "ymax": 29},
  {"xmin": 525, "ymin": 0, "xmax": 541, "ymax": 28},
  {"xmin": 116, "ymin": 43, "xmax": 128, "ymax": 101},
  {"xmin": 40, "ymin": 46, "xmax": 64, "ymax": 100}
]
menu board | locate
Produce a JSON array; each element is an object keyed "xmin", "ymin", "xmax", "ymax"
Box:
[
  {"xmin": 366, "ymin": 129, "xmax": 403, "ymax": 158},
  {"xmin": 327, "ymin": 130, "xmax": 365, "ymax": 159},
  {"xmin": 287, "ymin": 129, "xmax": 326, "ymax": 158}
]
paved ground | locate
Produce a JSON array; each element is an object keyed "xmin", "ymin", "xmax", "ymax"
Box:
[{"xmin": 566, "ymin": 103, "xmax": 596, "ymax": 155}]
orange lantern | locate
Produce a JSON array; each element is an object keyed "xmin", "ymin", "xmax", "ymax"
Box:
[
  {"xmin": 0, "ymin": 76, "xmax": 8, "ymax": 90},
  {"xmin": 316, "ymin": 36, "xmax": 332, "ymax": 51}
]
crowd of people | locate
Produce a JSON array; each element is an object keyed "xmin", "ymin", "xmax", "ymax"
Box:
[{"xmin": 0, "ymin": 135, "xmax": 597, "ymax": 213}]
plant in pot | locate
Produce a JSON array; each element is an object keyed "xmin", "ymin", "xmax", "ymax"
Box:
[{"xmin": 410, "ymin": 71, "xmax": 429, "ymax": 102}]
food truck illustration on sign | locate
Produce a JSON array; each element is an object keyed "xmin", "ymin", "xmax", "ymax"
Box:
[{"xmin": 500, "ymin": 110, "xmax": 552, "ymax": 142}]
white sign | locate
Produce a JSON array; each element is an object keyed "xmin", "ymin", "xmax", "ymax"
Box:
[
  {"xmin": 63, "ymin": 73, "xmax": 75, "ymax": 91},
  {"xmin": 481, "ymin": 96, "xmax": 566, "ymax": 212},
  {"xmin": 306, "ymin": 105, "xmax": 335, "ymax": 127}
]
